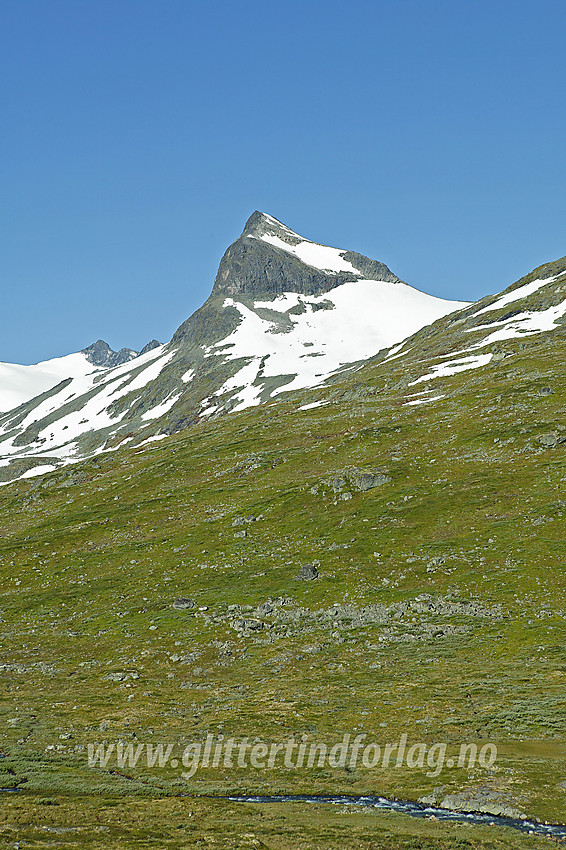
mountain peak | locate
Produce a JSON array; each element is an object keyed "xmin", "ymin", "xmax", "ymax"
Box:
[
  {"xmin": 82, "ymin": 339, "xmax": 163, "ymax": 368},
  {"xmin": 241, "ymin": 210, "xmax": 302, "ymax": 241},
  {"xmin": 139, "ymin": 339, "xmax": 162, "ymax": 356},
  {"xmin": 212, "ymin": 212, "xmax": 400, "ymax": 299},
  {"xmin": 82, "ymin": 340, "xmax": 138, "ymax": 368}
]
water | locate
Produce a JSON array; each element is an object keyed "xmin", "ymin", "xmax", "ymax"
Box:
[{"xmin": 223, "ymin": 793, "xmax": 566, "ymax": 841}]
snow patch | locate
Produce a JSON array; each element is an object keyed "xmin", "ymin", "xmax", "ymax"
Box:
[
  {"xmin": 473, "ymin": 275, "xmax": 559, "ymax": 316},
  {"xmin": 298, "ymin": 400, "xmax": 330, "ymax": 410},
  {"xmin": 200, "ymin": 404, "xmax": 220, "ymax": 418},
  {"xmin": 259, "ymin": 233, "xmax": 361, "ymax": 275},
  {"xmin": 404, "ymin": 394, "xmax": 445, "ymax": 406},
  {"xmin": 141, "ymin": 393, "xmax": 181, "ymax": 421},
  {"xmin": 136, "ymin": 433, "xmax": 168, "ymax": 448},
  {"xmin": 410, "ymin": 353, "xmax": 494, "ymax": 384},
  {"xmin": 20, "ymin": 464, "xmax": 56, "ymax": 479}
]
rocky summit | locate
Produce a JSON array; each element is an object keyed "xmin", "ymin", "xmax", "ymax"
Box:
[
  {"xmin": 212, "ymin": 211, "xmax": 401, "ymax": 298},
  {"xmin": 82, "ymin": 339, "xmax": 162, "ymax": 368}
]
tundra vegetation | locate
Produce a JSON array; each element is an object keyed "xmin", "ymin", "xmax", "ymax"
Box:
[{"xmin": 0, "ymin": 257, "xmax": 564, "ymax": 847}]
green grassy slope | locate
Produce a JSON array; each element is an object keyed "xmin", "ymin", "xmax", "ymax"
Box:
[
  {"xmin": 0, "ymin": 796, "xmax": 556, "ymax": 849},
  {"xmin": 0, "ymin": 263, "xmax": 564, "ymax": 845}
]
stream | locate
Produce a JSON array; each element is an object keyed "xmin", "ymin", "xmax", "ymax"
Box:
[
  {"xmin": 223, "ymin": 793, "xmax": 566, "ymax": 841},
  {"xmin": 2, "ymin": 785, "xmax": 565, "ymax": 840}
]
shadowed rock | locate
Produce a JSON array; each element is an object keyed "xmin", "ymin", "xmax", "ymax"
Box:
[
  {"xmin": 297, "ymin": 563, "xmax": 319, "ymax": 581},
  {"xmin": 172, "ymin": 598, "xmax": 196, "ymax": 610}
]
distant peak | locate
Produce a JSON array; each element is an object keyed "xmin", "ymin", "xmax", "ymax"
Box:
[
  {"xmin": 82, "ymin": 340, "xmax": 138, "ymax": 368},
  {"xmin": 82, "ymin": 339, "xmax": 163, "ymax": 368},
  {"xmin": 139, "ymin": 339, "xmax": 162, "ymax": 356}
]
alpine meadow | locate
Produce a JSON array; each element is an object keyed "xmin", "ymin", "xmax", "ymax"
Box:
[{"xmin": 0, "ymin": 211, "xmax": 565, "ymax": 848}]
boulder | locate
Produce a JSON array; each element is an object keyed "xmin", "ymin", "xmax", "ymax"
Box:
[
  {"xmin": 172, "ymin": 598, "xmax": 196, "ymax": 610},
  {"xmin": 297, "ymin": 563, "xmax": 319, "ymax": 581}
]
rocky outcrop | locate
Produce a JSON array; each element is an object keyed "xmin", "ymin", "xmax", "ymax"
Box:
[
  {"xmin": 309, "ymin": 468, "xmax": 392, "ymax": 499},
  {"xmin": 422, "ymin": 788, "xmax": 528, "ymax": 820}
]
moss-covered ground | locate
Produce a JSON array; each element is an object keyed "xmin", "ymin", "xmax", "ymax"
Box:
[{"xmin": 0, "ymin": 312, "xmax": 564, "ymax": 845}]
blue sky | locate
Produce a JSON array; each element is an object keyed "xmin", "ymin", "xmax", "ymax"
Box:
[{"xmin": 2, "ymin": 0, "xmax": 566, "ymax": 363}]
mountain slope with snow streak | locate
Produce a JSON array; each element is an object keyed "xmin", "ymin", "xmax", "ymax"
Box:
[
  {"xmin": 374, "ymin": 256, "xmax": 566, "ymax": 406},
  {"xmin": 0, "ymin": 345, "xmax": 175, "ymax": 479},
  {"xmin": 3, "ymin": 213, "xmax": 564, "ymax": 485}
]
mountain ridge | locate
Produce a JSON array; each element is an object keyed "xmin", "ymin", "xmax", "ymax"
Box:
[
  {"xmin": 82, "ymin": 338, "xmax": 162, "ymax": 368},
  {"xmin": 1, "ymin": 212, "xmax": 564, "ymax": 485}
]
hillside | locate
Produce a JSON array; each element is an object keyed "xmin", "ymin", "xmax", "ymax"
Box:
[{"xmin": 0, "ymin": 250, "xmax": 564, "ymax": 847}]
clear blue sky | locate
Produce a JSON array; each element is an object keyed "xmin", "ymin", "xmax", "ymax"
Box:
[{"xmin": 2, "ymin": 0, "xmax": 566, "ymax": 364}]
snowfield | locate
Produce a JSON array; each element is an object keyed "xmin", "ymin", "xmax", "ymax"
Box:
[
  {"xmin": 208, "ymin": 279, "xmax": 467, "ymax": 411},
  {"xmin": 0, "ymin": 346, "xmax": 173, "ymax": 470},
  {"xmin": 0, "ymin": 352, "xmax": 98, "ymax": 413}
]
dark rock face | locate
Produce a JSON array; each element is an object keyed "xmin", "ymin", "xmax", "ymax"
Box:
[
  {"xmin": 82, "ymin": 340, "xmax": 138, "ymax": 368},
  {"xmin": 170, "ymin": 297, "xmax": 241, "ymax": 348},
  {"xmin": 211, "ymin": 211, "xmax": 400, "ymax": 299},
  {"xmin": 139, "ymin": 339, "xmax": 162, "ymax": 356}
]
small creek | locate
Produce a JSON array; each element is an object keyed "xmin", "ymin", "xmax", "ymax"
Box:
[
  {"xmin": 222, "ymin": 793, "xmax": 566, "ymax": 841},
  {"xmin": 2, "ymin": 787, "xmax": 564, "ymax": 840}
]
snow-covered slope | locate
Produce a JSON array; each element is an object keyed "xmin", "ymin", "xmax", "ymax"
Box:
[
  {"xmin": 0, "ymin": 336, "xmax": 164, "ymax": 415},
  {"xmin": 0, "ymin": 352, "xmax": 98, "ymax": 413},
  {"xmin": 200, "ymin": 278, "xmax": 465, "ymax": 415},
  {"xmin": 379, "ymin": 261, "xmax": 566, "ymax": 411},
  {"xmin": 11, "ymin": 211, "xmax": 564, "ymax": 485},
  {"xmin": 0, "ymin": 344, "xmax": 175, "ymax": 478}
]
